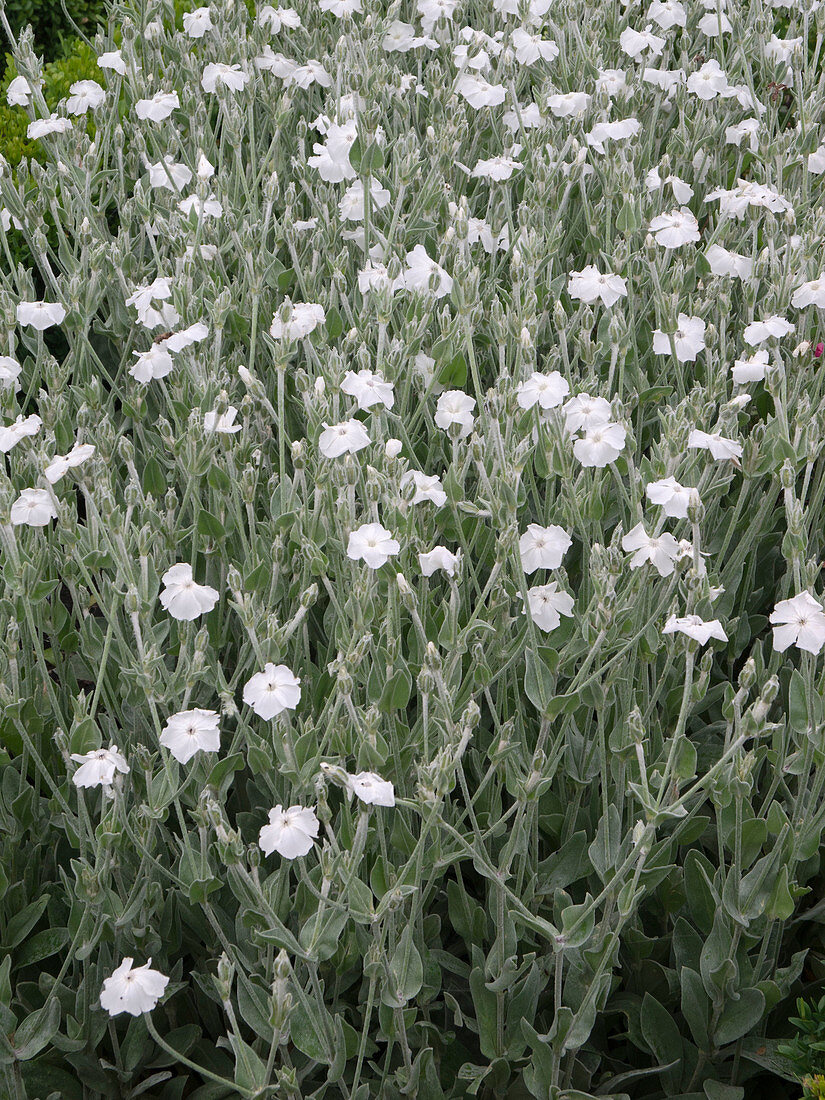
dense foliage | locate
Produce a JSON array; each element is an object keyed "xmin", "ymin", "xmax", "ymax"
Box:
[{"xmin": 1, "ymin": 0, "xmax": 825, "ymax": 1097}]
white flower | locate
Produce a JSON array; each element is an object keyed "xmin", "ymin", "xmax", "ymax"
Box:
[
  {"xmin": 202, "ymin": 63, "xmax": 249, "ymax": 93},
  {"xmin": 642, "ymin": 67, "xmax": 685, "ymax": 94},
  {"xmin": 402, "ymin": 471, "xmax": 447, "ymax": 506},
  {"xmin": 652, "ymin": 314, "xmax": 706, "ymax": 362},
  {"xmin": 45, "ymin": 442, "xmax": 95, "ymax": 484},
  {"xmin": 567, "ymin": 266, "xmax": 627, "ymax": 308},
  {"xmin": 687, "ymin": 59, "xmax": 731, "ymax": 100},
  {"xmin": 258, "ymin": 4, "xmax": 302, "ymax": 32},
  {"xmin": 339, "ymin": 179, "xmax": 391, "ymax": 222},
  {"xmin": 341, "ymin": 369, "xmax": 394, "ymax": 410},
  {"xmin": 347, "ymin": 523, "xmax": 401, "ymax": 568},
  {"xmin": 16, "ymin": 301, "xmax": 66, "ymax": 330},
  {"xmin": 517, "ymin": 371, "xmax": 570, "ymax": 411},
  {"xmin": 349, "ymin": 771, "xmax": 395, "ymax": 806},
  {"xmin": 27, "ymin": 116, "xmax": 72, "ymax": 139},
  {"xmin": 648, "ymin": 208, "xmax": 700, "ymax": 248},
  {"xmin": 743, "ymin": 315, "xmax": 794, "ymax": 346},
  {"xmin": 100, "ymin": 959, "xmax": 168, "ymax": 1017},
  {"xmin": 792, "ymin": 276, "xmax": 825, "ymax": 310},
  {"xmin": 705, "ymin": 245, "xmax": 753, "ymax": 279},
  {"xmin": 519, "ymin": 523, "xmax": 572, "ymax": 573},
  {"xmin": 586, "ymin": 118, "xmax": 641, "ymax": 155},
  {"xmin": 0, "ymin": 356, "xmax": 22, "ymax": 390},
  {"xmin": 732, "ymin": 350, "xmax": 769, "ymax": 383},
  {"xmin": 470, "ymin": 155, "xmax": 522, "ymax": 181},
  {"xmin": 178, "ymin": 194, "xmax": 223, "ymax": 220},
  {"xmin": 197, "ymin": 153, "xmax": 215, "ymax": 179},
  {"xmin": 126, "ymin": 278, "xmax": 178, "ymax": 329},
  {"xmin": 183, "ymin": 6, "xmax": 213, "ymax": 36},
  {"xmin": 698, "ymin": 9, "xmax": 732, "ymax": 34},
  {"xmin": 10, "ymin": 488, "xmax": 56, "ymax": 527},
  {"xmin": 147, "ymin": 156, "xmax": 192, "ymax": 191},
  {"xmin": 385, "ymin": 438, "xmax": 403, "ymax": 459},
  {"xmin": 66, "ymin": 80, "xmax": 105, "ymax": 115},
  {"xmin": 521, "ymin": 582, "xmax": 575, "ymax": 632},
  {"xmin": 620, "ymin": 25, "xmax": 665, "ymax": 59},
  {"xmin": 687, "ymin": 429, "xmax": 743, "ymax": 461},
  {"xmin": 573, "ymin": 422, "xmax": 627, "ymax": 467},
  {"xmin": 662, "ymin": 615, "xmax": 728, "ymax": 644},
  {"xmin": 455, "ymin": 73, "xmax": 506, "ymax": 108},
  {"xmin": 512, "ymin": 28, "xmax": 558, "ymax": 64},
  {"xmin": 547, "ymin": 92, "xmax": 591, "ymax": 117},
  {"xmin": 435, "ymin": 390, "xmax": 475, "ymax": 438},
  {"xmin": 726, "ymin": 119, "xmax": 760, "ymax": 152},
  {"xmin": 770, "ymin": 591, "xmax": 825, "ymax": 655},
  {"xmin": 270, "ymin": 302, "xmax": 325, "ymax": 339},
  {"xmin": 204, "ymin": 406, "xmax": 242, "ymax": 434},
  {"xmin": 0, "ymin": 413, "xmax": 42, "ymax": 453},
  {"xmin": 319, "ymin": 419, "xmax": 370, "ymax": 458},
  {"xmin": 160, "ymin": 709, "xmax": 220, "ymax": 764},
  {"xmin": 98, "ymin": 50, "xmax": 126, "ymax": 75},
  {"xmin": 563, "ymin": 394, "xmax": 612, "ymax": 434},
  {"xmin": 164, "ymin": 323, "xmax": 209, "ymax": 352},
  {"xmin": 308, "ymin": 120, "xmax": 358, "ymax": 182},
  {"xmin": 135, "ymin": 91, "xmax": 180, "ymax": 122},
  {"xmin": 159, "ymin": 563, "xmax": 219, "ymax": 621},
  {"xmin": 243, "ymin": 664, "xmax": 301, "ymax": 719},
  {"xmin": 646, "ymin": 478, "xmax": 697, "ymax": 518},
  {"xmin": 259, "ymin": 805, "xmax": 320, "ymax": 858},
  {"xmin": 419, "ymin": 546, "xmax": 460, "ymax": 576},
  {"xmin": 71, "ymin": 745, "xmax": 129, "ymax": 789},
  {"xmin": 130, "ymin": 344, "xmax": 175, "ymax": 383},
  {"xmin": 647, "ymin": 0, "xmax": 686, "ymax": 28},
  {"xmin": 402, "ymin": 245, "xmax": 453, "ymax": 297},
  {"xmin": 621, "ymin": 522, "xmax": 681, "ymax": 576},
  {"xmin": 7, "ymin": 75, "xmax": 32, "ymax": 107}
]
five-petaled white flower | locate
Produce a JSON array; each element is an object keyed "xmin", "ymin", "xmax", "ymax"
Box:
[
  {"xmin": 521, "ymin": 582, "xmax": 575, "ymax": 632},
  {"xmin": 341, "ymin": 369, "xmax": 395, "ymax": 410},
  {"xmin": 45, "ymin": 442, "xmax": 95, "ymax": 483},
  {"xmin": 402, "ymin": 471, "xmax": 448, "ymax": 507},
  {"xmin": 652, "ymin": 314, "xmax": 706, "ymax": 362},
  {"xmin": 100, "ymin": 959, "xmax": 169, "ymax": 1017},
  {"xmin": 662, "ymin": 614, "xmax": 728, "ymax": 645},
  {"xmin": 319, "ymin": 419, "xmax": 371, "ymax": 457},
  {"xmin": 770, "ymin": 592, "xmax": 825, "ymax": 655},
  {"xmin": 243, "ymin": 663, "xmax": 301, "ymax": 719},
  {"xmin": 519, "ymin": 524, "xmax": 572, "ymax": 573},
  {"xmin": 743, "ymin": 316, "xmax": 794, "ymax": 346},
  {"xmin": 645, "ymin": 477, "xmax": 698, "ymax": 519},
  {"xmin": 648, "ymin": 208, "xmax": 700, "ymax": 248},
  {"xmin": 418, "ymin": 546, "xmax": 460, "ymax": 576},
  {"xmin": 160, "ymin": 709, "xmax": 221, "ymax": 764},
  {"xmin": 10, "ymin": 488, "xmax": 56, "ymax": 527},
  {"xmin": 202, "ymin": 63, "xmax": 250, "ymax": 93},
  {"xmin": 435, "ymin": 391, "xmax": 475, "ymax": 438},
  {"xmin": 159, "ymin": 564, "xmax": 220, "ymax": 621},
  {"xmin": 270, "ymin": 302, "xmax": 325, "ymax": 340},
  {"xmin": 687, "ymin": 429, "xmax": 742, "ymax": 461},
  {"xmin": 349, "ymin": 771, "xmax": 396, "ymax": 806},
  {"xmin": 17, "ymin": 301, "xmax": 66, "ymax": 330},
  {"xmin": 517, "ymin": 371, "xmax": 570, "ymax": 411},
  {"xmin": 402, "ymin": 245, "xmax": 453, "ymax": 298},
  {"xmin": 66, "ymin": 80, "xmax": 106, "ymax": 115},
  {"xmin": 567, "ymin": 266, "xmax": 627, "ymax": 308},
  {"xmin": 347, "ymin": 523, "xmax": 401, "ymax": 568},
  {"xmin": 573, "ymin": 422, "xmax": 627, "ymax": 467},
  {"xmin": 258, "ymin": 805, "xmax": 320, "ymax": 858},
  {"xmin": 71, "ymin": 744, "xmax": 130, "ymax": 789},
  {"xmin": 135, "ymin": 91, "xmax": 180, "ymax": 122},
  {"xmin": 622, "ymin": 523, "xmax": 681, "ymax": 577},
  {"xmin": 0, "ymin": 413, "xmax": 42, "ymax": 454}
]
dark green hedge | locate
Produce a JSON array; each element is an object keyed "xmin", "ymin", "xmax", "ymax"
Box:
[{"xmin": 2, "ymin": 0, "xmax": 105, "ymax": 60}]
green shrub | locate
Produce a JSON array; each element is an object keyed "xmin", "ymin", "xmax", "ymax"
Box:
[
  {"xmin": 0, "ymin": 39, "xmax": 99, "ymax": 168},
  {"xmin": 2, "ymin": 0, "xmax": 105, "ymax": 60}
]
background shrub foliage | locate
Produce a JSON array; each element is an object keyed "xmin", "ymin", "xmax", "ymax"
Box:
[{"xmin": 1, "ymin": 0, "xmax": 825, "ymax": 1097}]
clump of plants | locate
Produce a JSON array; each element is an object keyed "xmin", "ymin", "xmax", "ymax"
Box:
[{"xmin": 1, "ymin": 0, "xmax": 825, "ymax": 1097}]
